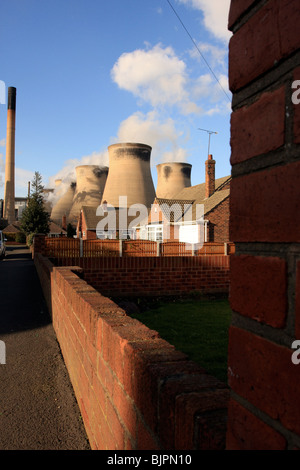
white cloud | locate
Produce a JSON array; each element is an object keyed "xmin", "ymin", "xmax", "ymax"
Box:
[
  {"xmin": 193, "ymin": 73, "xmax": 230, "ymax": 106},
  {"xmin": 0, "ymin": 138, "xmax": 5, "ymax": 147},
  {"xmin": 189, "ymin": 41, "xmax": 228, "ymax": 70},
  {"xmin": 177, "ymin": 0, "xmax": 232, "ymax": 42},
  {"xmin": 111, "ymin": 44, "xmax": 200, "ymax": 114},
  {"xmin": 15, "ymin": 168, "xmax": 35, "ymax": 189},
  {"xmin": 114, "ymin": 111, "xmax": 189, "ymax": 165}
]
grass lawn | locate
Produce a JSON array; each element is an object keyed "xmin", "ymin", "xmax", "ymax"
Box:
[{"xmin": 129, "ymin": 297, "xmax": 232, "ymax": 384}]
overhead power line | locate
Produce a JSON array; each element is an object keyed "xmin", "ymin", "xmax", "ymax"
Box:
[{"xmin": 166, "ymin": 0, "xmax": 231, "ymax": 102}]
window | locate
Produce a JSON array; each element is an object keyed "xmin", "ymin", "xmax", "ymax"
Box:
[
  {"xmin": 147, "ymin": 225, "xmax": 163, "ymax": 242},
  {"xmin": 96, "ymin": 230, "xmax": 114, "ymax": 239}
]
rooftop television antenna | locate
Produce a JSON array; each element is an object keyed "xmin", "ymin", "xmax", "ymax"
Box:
[{"xmin": 198, "ymin": 128, "xmax": 218, "ymax": 158}]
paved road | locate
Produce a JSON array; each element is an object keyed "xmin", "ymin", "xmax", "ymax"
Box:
[{"xmin": 0, "ymin": 245, "xmax": 90, "ymax": 450}]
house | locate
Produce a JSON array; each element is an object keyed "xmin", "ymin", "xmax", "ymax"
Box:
[
  {"xmin": 175, "ymin": 175, "xmax": 231, "ymax": 243},
  {"xmin": 76, "ymin": 205, "xmax": 140, "ymax": 240},
  {"xmin": 134, "ymin": 197, "xmax": 198, "ymax": 243},
  {"xmin": 137, "ymin": 155, "xmax": 231, "ymax": 244},
  {"xmin": 47, "ymin": 222, "xmax": 67, "ymax": 238}
]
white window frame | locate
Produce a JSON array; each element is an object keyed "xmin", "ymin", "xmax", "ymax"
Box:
[{"xmin": 147, "ymin": 224, "xmax": 163, "ymax": 242}]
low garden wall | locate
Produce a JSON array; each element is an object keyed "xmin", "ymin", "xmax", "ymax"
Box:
[
  {"xmin": 34, "ymin": 252, "xmax": 229, "ymax": 450},
  {"xmin": 51, "ymin": 255, "xmax": 230, "ymax": 297}
]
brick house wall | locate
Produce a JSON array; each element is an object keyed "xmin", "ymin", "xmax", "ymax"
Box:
[
  {"xmin": 77, "ymin": 211, "xmax": 97, "ymax": 240},
  {"xmin": 227, "ymin": 0, "xmax": 300, "ymax": 450},
  {"xmin": 206, "ymin": 197, "xmax": 230, "ymax": 243}
]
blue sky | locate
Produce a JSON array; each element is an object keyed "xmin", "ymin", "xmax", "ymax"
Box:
[{"xmin": 0, "ymin": 0, "xmax": 232, "ymax": 200}]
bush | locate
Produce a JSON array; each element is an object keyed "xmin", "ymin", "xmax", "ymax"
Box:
[
  {"xmin": 15, "ymin": 232, "xmax": 27, "ymax": 244},
  {"xmin": 26, "ymin": 233, "xmax": 35, "ymax": 247},
  {"xmin": 2, "ymin": 232, "xmax": 16, "ymax": 241}
]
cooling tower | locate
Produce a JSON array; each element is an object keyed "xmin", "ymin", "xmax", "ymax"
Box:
[
  {"xmin": 51, "ymin": 182, "xmax": 76, "ymax": 225},
  {"xmin": 156, "ymin": 162, "xmax": 192, "ymax": 199},
  {"xmin": 43, "ymin": 188, "xmax": 54, "ymax": 215},
  {"xmin": 68, "ymin": 165, "xmax": 108, "ymax": 225},
  {"xmin": 101, "ymin": 143, "xmax": 156, "ymax": 208}
]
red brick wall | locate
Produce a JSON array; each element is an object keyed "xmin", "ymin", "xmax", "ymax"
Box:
[
  {"xmin": 34, "ymin": 252, "xmax": 229, "ymax": 450},
  {"xmin": 51, "ymin": 255, "xmax": 230, "ymax": 297},
  {"xmin": 206, "ymin": 197, "xmax": 230, "ymax": 243},
  {"xmin": 227, "ymin": 0, "xmax": 300, "ymax": 450}
]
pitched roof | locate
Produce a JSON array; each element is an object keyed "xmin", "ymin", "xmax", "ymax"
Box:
[
  {"xmin": 49, "ymin": 222, "xmax": 66, "ymax": 234},
  {"xmin": 2, "ymin": 222, "xmax": 21, "ymax": 233},
  {"xmin": 153, "ymin": 197, "xmax": 195, "ymax": 223},
  {"xmin": 175, "ymin": 175, "xmax": 231, "ymax": 217},
  {"xmin": 176, "ymin": 175, "xmax": 231, "ymax": 202}
]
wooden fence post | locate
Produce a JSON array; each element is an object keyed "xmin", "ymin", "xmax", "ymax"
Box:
[{"xmin": 156, "ymin": 241, "xmax": 161, "ymax": 257}]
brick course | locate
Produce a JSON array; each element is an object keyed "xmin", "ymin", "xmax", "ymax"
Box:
[
  {"xmin": 230, "ymin": 87, "xmax": 286, "ymax": 165},
  {"xmin": 230, "ymin": 255, "xmax": 287, "ymax": 328}
]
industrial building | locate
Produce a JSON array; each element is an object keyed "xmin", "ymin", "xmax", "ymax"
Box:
[{"xmin": 0, "ymin": 86, "xmax": 230, "ymax": 243}]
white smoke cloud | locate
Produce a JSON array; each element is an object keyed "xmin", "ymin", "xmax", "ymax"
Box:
[
  {"xmin": 111, "ymin": 44, "xmax": 200, "ymax": 115},
  {"xmin": 114, "ymin": 111, "xmax": 189, "ymax": 165},
  {"xmin": 46, "ymin": 149, "xmax": 109, "ymax": 208},
  {"xmin": 0, "ymin": 139, "xmax": 5, "ymax": 147},
  {"xmin": 177, "ymin": 0, "xmax": 232, "ymax": 43}
]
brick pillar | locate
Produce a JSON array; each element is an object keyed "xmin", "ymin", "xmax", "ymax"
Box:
[
  {"xmin": 227, "ymin": 0, "xmax": 300, "ymax": 450},
  {"xmin": 33, "ymin": 234, "xmax": 46, "ymax": 257}
]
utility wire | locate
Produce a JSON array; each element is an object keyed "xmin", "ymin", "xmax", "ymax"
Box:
[{"xmin": 166, "ymin": 0, "xmax": 231, "ymax": 102}]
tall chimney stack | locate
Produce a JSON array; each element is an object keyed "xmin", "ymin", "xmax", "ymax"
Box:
[
  {"xmin": 205, "ymin": 154, "xmax": 215, "ymax": 199},
  {"xmin": 4, "ymin": 87, "xmax": 16, "ymax": 223}
]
